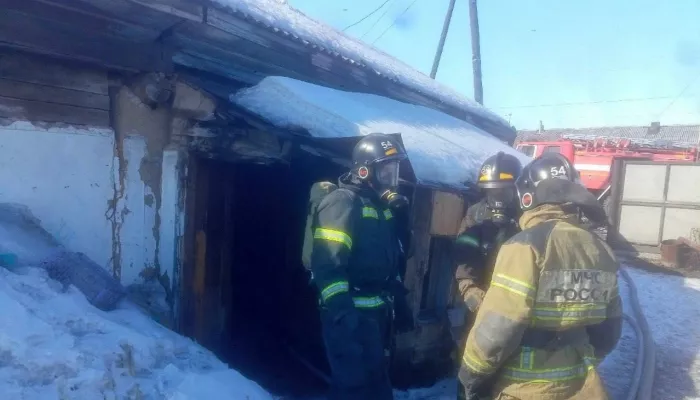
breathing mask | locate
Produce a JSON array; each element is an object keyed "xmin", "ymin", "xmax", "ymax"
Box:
[
  {"xmin": 483, "ymin": 186, "xmax": 517, "ymax": 225},
  {"xmin": 372, "ymin": 160, "xmax": 409, "ymax": 210}
]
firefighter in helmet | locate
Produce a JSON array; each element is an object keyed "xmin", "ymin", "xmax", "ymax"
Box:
[
  {"xmin": 452, "ymin": 151, "xmax": 523, "ymax": 399},
  {"xmin": 309, "ymin": 133, "xmax": 412, "ymax": 400},
  {"xmin": 458, "ymin": 153, "xmax": 622, "ymax": 400},
  {"xmin": 453, "ymin": 151, "xmax": 524, "ymax": 324}
]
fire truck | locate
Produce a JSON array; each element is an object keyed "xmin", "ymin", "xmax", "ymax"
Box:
[{"xmin": 515, "ymin": 134, "xmax": 700, "ymax": 205}]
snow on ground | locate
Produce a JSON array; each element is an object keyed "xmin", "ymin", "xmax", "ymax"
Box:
[
  {"xmin": 624, "ymin": 266, "xmax": 700, "ymax": 400},
  {"xmin": 211, "ymin": 0, "xmax": 511, "ymax": 129},
  {"xmin": 0, "ymin": 261, "xmax": 670, "ymax": 400},
  {"xmin": 233, "ymin": 76, "xmax": 530, "ymax": 188},
  {"xmin": 0, "ymin": 266, "xmax": 273, "ymax": 400}
]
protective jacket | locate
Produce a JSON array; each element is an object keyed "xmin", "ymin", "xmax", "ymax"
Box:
[
  {"xmin": 454, "ymin": 199, "xmax": 520, "ymax": 315},
  {"xmin": 459, "ymin": 204, "xmax": 622, "ymax": 400},
  {"xmin": 310, "ymin": 174, "xmax": 403, "ymax": 400}
]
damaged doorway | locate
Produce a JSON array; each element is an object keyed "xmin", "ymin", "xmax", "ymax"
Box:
[{"xmin": 180, "ymin": 149, "xmax": 347, "ymax": 397}]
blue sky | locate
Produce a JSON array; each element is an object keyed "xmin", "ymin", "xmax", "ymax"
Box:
[{"xmin": 286, "ymin": 0, "xmax": 700, "ymax": 130}]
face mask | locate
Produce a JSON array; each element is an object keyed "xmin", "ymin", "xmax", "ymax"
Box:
[
  {"xmin": 373, "ymin": 160, "xmax": 409, "ymax": 210},
  {"xmin": 484, "ymin": 187, "xmax": 517, "ymax": 224},
  {"xmin": 375, "ymin": 160, "xmax": 400, "ymax": 189}
]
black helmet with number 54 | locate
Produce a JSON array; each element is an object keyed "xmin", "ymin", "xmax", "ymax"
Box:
[
  {"xmin": 515, "ymin": 153, "xmax": 602, "ymax": 217},
  {"xmin": 352, "ymin": 133, "xmax": 409, "ymax": 209}
]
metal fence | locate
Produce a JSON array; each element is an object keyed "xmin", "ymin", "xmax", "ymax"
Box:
[{"xmin": 607, "ymin": 159, "xmax": 700, "ymax": 253}]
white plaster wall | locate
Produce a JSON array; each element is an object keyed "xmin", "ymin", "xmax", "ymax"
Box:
[
  {"xmin": 116, "ymin": 134, "xmax": 156, "ymax": 285},
  {"xmin": 0, "ymin": 121, "xmax": 155, "ymax": 285},
  {"xmin": 158, "ymin": 147, "xmax": 181, "ymax": 290}
]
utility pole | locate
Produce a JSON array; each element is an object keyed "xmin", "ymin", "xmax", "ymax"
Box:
[
  {"xmin": 469, "ymin": 0, "xmax": 484, "ymax": 105},
  {"xmin": 430, "ymin": 0, "xmax": 457, "ymax": 79}
]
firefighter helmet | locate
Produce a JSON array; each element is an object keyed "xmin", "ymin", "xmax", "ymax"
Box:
[
  {"xmin": 477, "ymin": 152, "xmax": 523, "ymax": 190},
  {"xmin": 477, "ymin": 152, "xmax": 523, "ymax": 224},
  {"xmin": 352, "ymin": 133, "xmax": 410, "ymax": 209},
  {"xmin": 515, "ymin": 152, "xmax": 583, "ymax": 211},
  {"xmin": 352, "ymin": 133, "xmax": 407, "ymax": 184}
]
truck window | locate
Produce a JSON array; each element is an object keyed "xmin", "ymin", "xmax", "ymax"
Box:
[
  {"xmin": 518, "ymin": 145, "xmax": 536, "ymax": 157},
  {"xmin": 544, "ymin": 146, "xmax": 562, "ymax": 153}
]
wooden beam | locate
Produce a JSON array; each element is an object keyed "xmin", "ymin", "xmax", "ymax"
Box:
[
  {"xmin": 129, "ymin": 0, "xmax": 204, "ymax": 22},
  {"xmin": 0, "ymin": 9, "xmax": 172, "ymax": 72},
  {"xmin": 172, "ymin": 11, "xmax": 382, "ymax": 92},
  {"xmin": 0, "ymin": 51, "xmax": 109, "ymax": 95},
  {"xmin": 404, "ymin": 187, "xmax": 434, "ymax": 316},
  {"xmin": 30, "ymin": 0, "xmax": 184, "ymax": 38},
  {"xmin": 0, "ymin": 0, "xmax": 161, "ymax": 42},
  {"xmin": 0, "ymin": 79, "xmax": 110, "ymax": 111},
  {"xmin": 0, "ymin": 96, "xmax": 110, "ymax": 127}
]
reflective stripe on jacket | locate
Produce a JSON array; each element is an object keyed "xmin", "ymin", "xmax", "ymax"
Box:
[
  {"xmin": 310, "ymin": 184, "xmax": 401, "ymax": 315},
  {"xmin": 459, "ymin": 204, "xmax": 622, "ymax": 400}
]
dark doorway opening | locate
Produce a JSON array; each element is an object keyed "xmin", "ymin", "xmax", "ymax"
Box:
[{"xmin": 180, "ymin": 149, "xmax": 346, "ymax": 397}]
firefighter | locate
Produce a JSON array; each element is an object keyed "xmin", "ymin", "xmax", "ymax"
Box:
[
  {"xmin": 310, "ymin": 133, "xmax": 411, "ymax": 400},
  {"xmin": 453, "ymin": 152, "xmax": 523, "ymax": 328},
  {"xmin": 458, "ymin": 153, "xmax": 623, "ymax": 400},
  {"xmin": 453, "ymin": 152, "xmax": 523, "ymax": 399}
]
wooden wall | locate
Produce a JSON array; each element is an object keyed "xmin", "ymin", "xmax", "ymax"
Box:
[{"xmin": 0, "ymin": 51, "xmax": 111, "ymax": 127}]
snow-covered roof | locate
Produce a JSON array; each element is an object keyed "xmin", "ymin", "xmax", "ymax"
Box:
[
  {"xmin": 232, "ymin": 77, "xmax": 531, "ymax": 189},
  {"xmin": 211, "ymin": 0, "xmax": 511, "ymax": 130}
]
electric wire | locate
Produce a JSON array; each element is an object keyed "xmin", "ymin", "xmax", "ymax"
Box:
[
  {"xmin": 371, "ymin": 0, "xmax": 421, "ymax": 44},
  {"xmin": 342, "ymin": 0, "xmax": 393, "ymax": 32}
]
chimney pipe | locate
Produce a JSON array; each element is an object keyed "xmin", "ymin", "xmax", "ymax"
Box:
[{"xmin": 649, "ymin": 121, "xmax": 661, "ymax": 136}]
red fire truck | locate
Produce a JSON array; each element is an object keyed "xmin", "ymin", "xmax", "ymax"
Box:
[{"xmin": 515, "ymin": 135, "xmax": 699, "ymax": 204}]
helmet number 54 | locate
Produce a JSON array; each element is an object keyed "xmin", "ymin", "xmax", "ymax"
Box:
[{"xmin": 550, "ymin": 166, "xmax": 567, "ymax": 177}]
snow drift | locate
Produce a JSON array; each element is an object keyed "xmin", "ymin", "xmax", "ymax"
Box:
[
  {"xmin": 0, "ymin": 203, "xmax": 272, "ymax": 400},
  {"xmin": 0, "ymin": 266, "xmax": 273, "ymax": 400},
  {"xmin": 233, "ymin": 76, "xmax": 530, "ymax": 189}
]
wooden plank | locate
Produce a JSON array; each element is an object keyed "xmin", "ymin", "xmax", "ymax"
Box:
[
  {"xmin": 170, "ymin": 28, "xmax": 368, "ymax": 95},
  {"xmin": 404, "ymin": 187, "xmax": 434, "ymax": 315},
  {"xmin": 31, "ymin": 0, "xmax": 184, "ymax": 35},
  {"xmin": 0, "ymin": 51, "xmax": 109, "ymax": 95},
  {"xmin": 175, "ymin": 16, "xmax": 345, "ymax": 79},
  {"xmin": 0, "ymin": 79, "xmax": 110, "ymax": 111},
  {"xmin": 0, "ymin": 0, "xmax": 162, "ymax": 42},
  {"xmin": 0, "ymin": 96, "xmax": 110, "ymax": 127},
  {"xmin": 190, "ymin": 158, "xmax": 210, "ymax": 340},
  {"xmin": 0, "ymin": 10, "xmax": 171, "ymax": 72},
  {"xmin": 129, "ymin": 0, "xmax": 204, "ymax": 22},
  {"xmin": 430, "ymin": 191, "xmax": 465, "ymax": 236}
]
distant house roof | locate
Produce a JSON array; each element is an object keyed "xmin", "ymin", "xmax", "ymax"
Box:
[{"xmin": 517, "ymin": 123, "xmax": 700, "ymax": 148}]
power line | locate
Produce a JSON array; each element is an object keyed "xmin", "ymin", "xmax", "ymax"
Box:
[
  {"xmin": 656, "ymin": 74, "xmax": 700, "ymax": 119},
  {"xmin": 360, "ymin": 0, "xmax": 396, "ymax": 39},
  {"xmin": 342, "ymin": 0, "xmax": 392, "ymax": 32},
  {"xmin": 492, "ymin": 94, "xmax": 699, "ymax": 110},
  {"xmin": 371, "ymin": 0, "xmax": 421, "ymax": 45}
]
